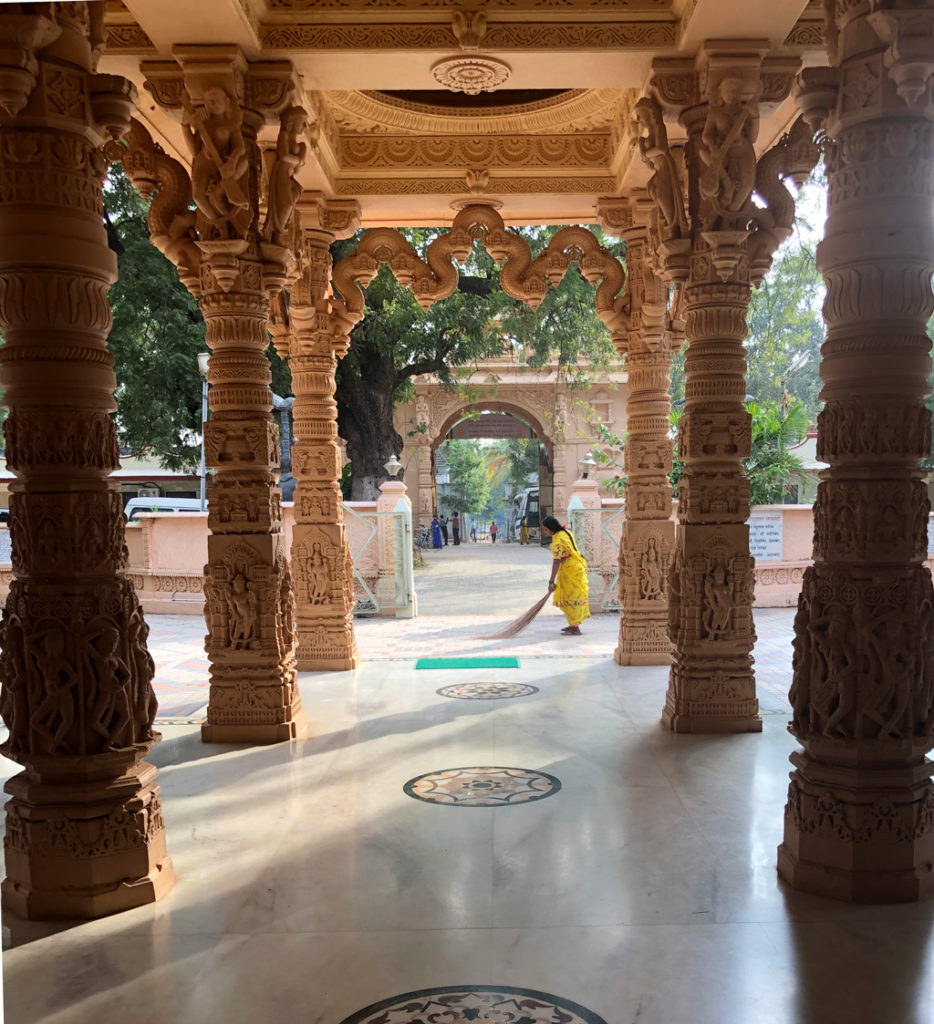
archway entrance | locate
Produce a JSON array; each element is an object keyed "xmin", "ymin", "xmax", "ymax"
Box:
[{"xmin": 438, "ymin": 409, "xmax": 549, "ymax": 547}]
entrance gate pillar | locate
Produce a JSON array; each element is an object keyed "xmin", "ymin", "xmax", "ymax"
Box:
[
  {"xmin": 288, "ymin": 198, "xmax": 361, "ymax": 670},
  {"xmin": 778, "ymin": 3, "xmax": 934, "ymax": 902},
  {"xmin": 647, "ymin": 46, "xmax": 804, "ymax": 732},
  {"xmin": 137, "ymin": 50, "xmax": 304, "ymax": 742},
  {"xmin": 0, "ymin": 6, "xmax": 174, "ymax": 917},
  {"xmin": 598, "ymin": 197, "xmax": 679, "ymax": 665}
]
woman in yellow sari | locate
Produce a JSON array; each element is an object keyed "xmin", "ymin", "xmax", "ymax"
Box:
[{"xmin": 543, "ymin": 515, "xmax": 590, "ymax": 635}]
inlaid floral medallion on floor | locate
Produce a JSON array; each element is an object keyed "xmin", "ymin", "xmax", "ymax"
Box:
[
  {"xmin": 403, "ymin": 766, "xmax": 561, "ymax": 806},
  {"xmin": 436, "ymin": 682, "xmax": 539, "ymax": 700},
  {"xmin": 337, "ymin": 985, "xmax": 608, "ymax": 1024}
]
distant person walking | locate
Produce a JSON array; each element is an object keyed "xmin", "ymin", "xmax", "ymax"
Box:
[
  {"xmin": 470, "ymin": 521, "xmax": 477, "ymax": 543},
  {"xmin": 518, "ymin": 516, "xmax": 529, "ymax": 545},
  {"xmin": 431, "ymin": 516, "xmax": 443, "ymax": 549},
  {"xmin": 439, "ymin": 513, "xmax": 449, "ymax": 546},
  {"xmin": 543, "ymin": 514, "xmax": 589, "ymax": 636},
  {"xmin": 452, "ymin": 512, "xmax": 461, "ymax": 545},
  {"xmin": 490, "ymin": 521, "xmax": 498, "ymax": 543}
]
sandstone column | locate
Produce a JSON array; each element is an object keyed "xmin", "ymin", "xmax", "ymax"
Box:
[
  {"xmin": 778, "ymin": 2, "xmax": 934, "ymax": 902},
  {"xmin": 0, "ymin": 4, "xmax": 173, "ymax": 917},
  {"xmin": 289, "ymin": 198, "xmax": 361, "ymax": 670},
  {"xmin": 647, "ymin": 47, "xmax": 801, "ymax": 732},
  {"xmin": 598, "ymin": 198, "xmax": 679, "ymax": 665},
  {"xmin": 139, "ymin": 50, "xmax": 305, "ymax": 742}
]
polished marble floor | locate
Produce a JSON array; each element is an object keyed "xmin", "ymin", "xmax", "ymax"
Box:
[{"xmin": 3, "ymin": 545, "xmax": 934, "ymax": 1023}]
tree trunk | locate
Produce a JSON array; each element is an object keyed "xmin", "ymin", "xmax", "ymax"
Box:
[{"xmin": 336, "ymin": 353, "xmax": 404, "ymax": 501}]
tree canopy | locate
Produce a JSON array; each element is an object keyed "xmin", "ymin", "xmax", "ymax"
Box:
[
  {"xmin": 104, "ymin": 166, "xmax": 206, "ymax": 471},
  {"xmin": 439, "ymin": 440, "xmax": 490, "ymax": 515}
]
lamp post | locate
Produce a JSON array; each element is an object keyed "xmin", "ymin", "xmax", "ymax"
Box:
[
  {"xmin": 383, "ymin": 453, "xmax": 402, "ymax": 478},
  {"xmin": 578, "ymin": 451, "xmax": 597, "ymax": 479},
  {"xmin": 780, "ymin": 349, "xmax": 811, "ymax": 420},
  {"xmin": 197, "ymin": 351, "xmax": 210, "ymax": 511}
]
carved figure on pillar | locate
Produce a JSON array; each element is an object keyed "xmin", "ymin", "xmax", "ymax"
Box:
[
  {"xmin": 0, "ymin": 5, "xmax": 173, "ymax": 919},
  {"xmin": 129, "ymin": 52, "xmax": 306, "ymax": 743},
  {"xmin": 644, "ymin": 45, "xmax": 810, "ymax": 731},
  {"xmin": 263, "ymin": 106, "xmax": 308, "ymax": 246},
  {"xmin": 698, "ymin": 75, "xmax": 760, "ymax": 226},
  {"xmin": 778, "ymin": 1, "xmax": 934, "ymax": 903},
  {"xmin": 181, "ymin": 85, "xmax": 250, "ymax": 238},
  {"xmin": 633, "ymin": 97, "xmax": 688, "ymax": 240}
]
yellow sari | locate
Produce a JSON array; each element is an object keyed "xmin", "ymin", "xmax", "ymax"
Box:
[{"xmin": 551, "ymin": 530, "xmax": 590, "ymax": 627}]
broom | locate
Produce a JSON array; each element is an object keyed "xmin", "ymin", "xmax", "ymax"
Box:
[{"xmin": 481, "ymin": 591, "xmax": 552, "ymax": 639}]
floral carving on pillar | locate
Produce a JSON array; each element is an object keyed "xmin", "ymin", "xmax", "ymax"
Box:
[
  {"xmin": 596, "ymin": 195, "xmax": 679, "ymax": 666},
  {"xmin": 778, "ymin": 0, "xmax": 934, "ymax": 903},
  {"xmin": 287, "ymin": 195, "xmax": 362, "ymax": 670},
  {"xmin": 0, "ymin": 4, "xmax": 174, "ymax": 919},
  {"xmin": 130, "ymin": 50, "xmax": 306, "ymax": 743},
  {"xmin": 644, "ymin": 44, "xmax": 811, "ymax": 732}
]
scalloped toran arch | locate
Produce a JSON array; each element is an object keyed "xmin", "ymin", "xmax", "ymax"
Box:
[{"xmin": 330, "ymin": 203, "xmax": 628, "ymax": 344}]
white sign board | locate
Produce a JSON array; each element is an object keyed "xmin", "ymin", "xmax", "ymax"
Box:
[
  {"xmin": 928, "ymin": 516, "xmax": 934, "ymax": 554},
  {"xmin": 748, "ymin": 512, "xmax": 783, "ymax": 562}
]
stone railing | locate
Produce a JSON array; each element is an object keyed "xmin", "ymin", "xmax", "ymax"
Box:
[
  {"xmin": 0, "ymin": 501, "xmax": 385, "ymax": 616},
  {"xmin": 3, "ymin": 503, "xmax": 933, "ymax": 616},
  {"xmin": 570, "ymin": 501, "xmax": 934, "ymax": 609}
]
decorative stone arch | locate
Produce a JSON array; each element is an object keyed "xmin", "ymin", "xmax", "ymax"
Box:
[{"xmin": 433, "ymin": 400, "xmax": 555, "ymax": 457}]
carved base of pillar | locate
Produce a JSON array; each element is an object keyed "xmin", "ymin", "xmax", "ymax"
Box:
[
  {"xmin": 662, "ymin": 663, "xmax": 762, "ymax": 733},
  {"xmin": 614, "ymin": 614, "xmax": 672, "ymax": 666},
  {"xmin": 777, "ymin": 748, "xmax": 934, "ymax": 903},
  {"xmin": 295, "ymin": 620, "xmax": 360, "ymax": 672},
  {"xmin": 202, "ymin": 680, "xmax": 306, "ymax": 744},
  {"xmin": 2, "ymin": 759, "xmax": 175, "ymax": 920},
  {"xmin": 296, "ymin": 652, "xmax": 359, "ymax": 672},
  {"xmin": 615, "ymin": 646, "xmax": 672, "ymax": 667},
  {"xmin": 201, "ymin": 717, "xmax": 306, "ymax": 744}
]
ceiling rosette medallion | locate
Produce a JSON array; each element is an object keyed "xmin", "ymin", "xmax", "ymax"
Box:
[{"xmin": 431, "ymin": 54, "xmax": 512, "ymax": 95}]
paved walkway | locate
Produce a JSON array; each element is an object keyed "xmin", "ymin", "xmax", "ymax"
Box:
[{"xmin": 150, "ymin": 541, "xmax": 796, "ymax": 722}]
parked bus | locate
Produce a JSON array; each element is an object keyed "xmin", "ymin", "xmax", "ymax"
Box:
[{"xmin": 511, "ymin": 487, "xmax": 539, "ymax": 540}]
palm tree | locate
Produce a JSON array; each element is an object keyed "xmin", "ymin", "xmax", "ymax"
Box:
[
  {"xmin": 743, "ymin": 401, "xmax": 808, "ymax": 504},
  {"xmin": 669, "ymin": 400, "xmax": 808, "ymax": 505}
]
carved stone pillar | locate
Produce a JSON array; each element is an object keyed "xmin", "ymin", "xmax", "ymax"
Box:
[
  {"xmin": 289, "ymin": 199, "xmax": 361, "ymax": 670},
  {"xmin": 778, "ymin": 3, "xmax": 934, "ymax": 902},
  {"xmin": 0, "ymin": 5, "xmax": 174, "ymax": 917},
  {"xmin": 598, "ymin": 198, "xmax": 678, "ymax": 665},
  {"xmin": 645, "ymin": 47, "xmax": 801, "ymax": 732},
  {"xmin": 137, "ymin": 50, "xmax": 305, "ymax": 742}
]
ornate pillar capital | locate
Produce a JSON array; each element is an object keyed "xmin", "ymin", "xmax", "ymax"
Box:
[{"xmin": 296, "ymin": 194, "xmax": 361, "ymax": 241}]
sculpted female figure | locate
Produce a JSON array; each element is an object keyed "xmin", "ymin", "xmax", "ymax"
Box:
[
  {"xmin": 633, "ymin": 96, "xmax": 688, "ymax": 240},
  {"xmin": 263, "ymin": 106, "xmax": 308, "ymax": 246},
  {"xmin": 698, "ymin": 75, "xmax": 759, "ymax": 218},
  {"xmin": 181, "ymin": 85, "xmax": 250, "ymax": 235}
]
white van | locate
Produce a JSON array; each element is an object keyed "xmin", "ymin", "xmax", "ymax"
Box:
[{"xmin": 124, "ymin": 497, "xmax": 204, "ymax": 522}]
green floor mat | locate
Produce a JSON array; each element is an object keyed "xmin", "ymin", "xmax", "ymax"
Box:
[{"xmin": 415, "ymin": 656, "xmax": 519, "ymax": 670}]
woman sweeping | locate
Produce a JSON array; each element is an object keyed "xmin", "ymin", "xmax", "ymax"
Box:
[{"xmin": 543, "ymin": 515, "xmax": 590, "ymax": 635}]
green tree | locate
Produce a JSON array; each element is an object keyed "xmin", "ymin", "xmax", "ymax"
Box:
[
  {"xmin": 744, "ymin": 401, "xmax": 809, "ymax": 504},
  {"xmin": 484, "ymin": 437, "xmax": 541, "ymax": 499},
  {"xmin": 744, "ymin": 174, "xmax": 827, "ymax": 425},
  {"xmin": 333, "ymin": 226, "xmax": 621, "ymax": 500},
  {"xmin": 103, "ymin": 166, "xmax": 207, "ymax": 471},
  {"xmin": 439, "ymin": 439, "xmax": 490, "ymax": 514},
  {"xmin": 669, "ymin": 400, "xmax": 807, "ymax": 505}
]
